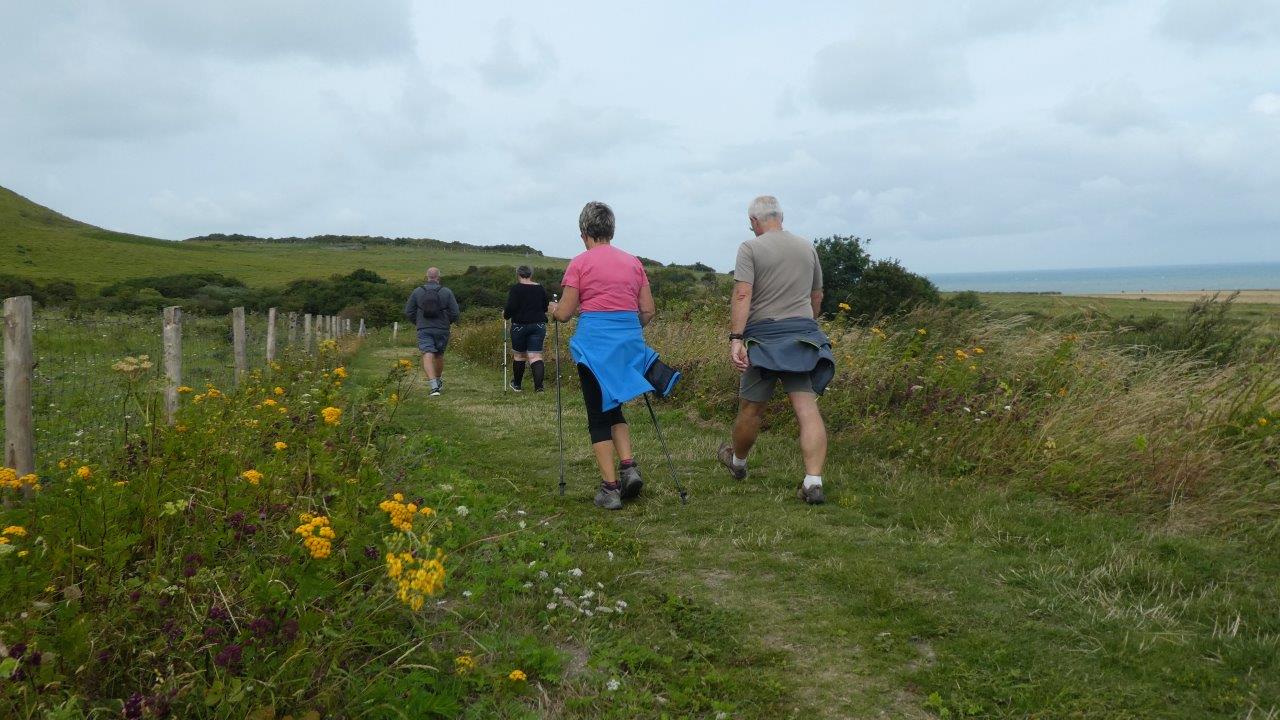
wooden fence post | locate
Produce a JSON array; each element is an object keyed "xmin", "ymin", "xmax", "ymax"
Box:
[
  {"xmin": 163, "ymin": 306, "xmax": 182, "ymax": 425},
  {"xmin": 232, "ymin": 307, "xmax": 247, "ymax": 384},
  {"xmin": 287, "ymin": 312, "xmax": 298, "ymax": 345},
  {"xmin": 303, "ymin": 313, "xmax": 313, "ymax": 351},
  {"xmin": 392, "ymin": 321, "xmax": 399, "ymax": 342},
  {"xmin": 358, "ymin": 318, "xmax": 365, "ymax": 337},
  {"xmin": 3, "ymin": 296, "xmax": 35, "ymax": 478},
  {"xmin": 266, "ymin": 307, "xmax": 278, "ymax": 364}
]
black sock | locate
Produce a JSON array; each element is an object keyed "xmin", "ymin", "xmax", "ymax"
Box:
[
  {"xmin": 513, "ymin": 361, "xmax": 526, "ymax": 386},
  {"xmin": 620, "ymin": 458, "xmax": 636, "ymax": 469},
  {"xmin": 530, "ymin": 360, "xmax": 545, "ymax": 390}
]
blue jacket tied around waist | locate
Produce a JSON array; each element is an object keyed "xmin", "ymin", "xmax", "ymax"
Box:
[
  {"xmin": 569, "ymin": 311, "xmax": 680, "ymax": 412},
  {"xmin": 744, "ymin": 317, "xmax": 836, "ymax": 395}
]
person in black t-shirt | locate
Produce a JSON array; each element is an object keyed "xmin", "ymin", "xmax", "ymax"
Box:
[{"xmin": 502, "ymin": 265, "xmax": 550, "ymax": 392}]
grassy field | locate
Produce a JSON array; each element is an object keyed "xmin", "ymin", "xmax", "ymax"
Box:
[
  {"xmin": 971, "ymin": 292, "xmax": 1280, "ymax": 335},
  {"xmin": 361, "ymin": 332, "xmax": 1279, "ymax": 718},
  {"xmin": 1, "ymin": 185, "xmax": 559, "ymax": 289}
]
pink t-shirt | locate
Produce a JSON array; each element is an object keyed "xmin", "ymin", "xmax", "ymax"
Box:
[{"xmin": 561, "ymin": 244, "xmax": 649, "ymax": 312}]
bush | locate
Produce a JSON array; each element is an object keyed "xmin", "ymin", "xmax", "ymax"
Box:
[
  {"xmin": 813, "ymin": 235, "xmax": 871, "ymax": 316},
  {"xmin": 945, "ymin": 291, "xmax": 984, "ymax": 310},
  {"xmin": 845, "ymin": 259, "xmax": 940, "ymax": 318}
]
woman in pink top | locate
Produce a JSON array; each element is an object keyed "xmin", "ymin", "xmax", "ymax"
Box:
[{"xmin": 550, "ymin": 202, "xmax": 658, "ymax": 510}]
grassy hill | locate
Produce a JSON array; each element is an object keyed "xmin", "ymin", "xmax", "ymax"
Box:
[{"xmin": 0, "ymin": 185, "xmax": 561, "ymax": 288}]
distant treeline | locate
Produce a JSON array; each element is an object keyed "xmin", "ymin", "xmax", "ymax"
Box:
[{"xmin": 184, "ymin": 233, "xmax": 543, "ymax": 256}]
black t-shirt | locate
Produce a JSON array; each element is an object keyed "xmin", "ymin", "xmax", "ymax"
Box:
[{"xmin": 503, "ymin": 283, "xmax": 549, "ymax": 324}]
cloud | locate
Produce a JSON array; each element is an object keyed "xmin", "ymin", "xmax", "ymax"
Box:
[
  {"xmin": 1056, "ymin": 81, "xmax": 1162, "ymax": 135},
  {"xmin": 810, "ymin": 33, "xmax": 972, "ymax": 113},
  {"xmin": 476, "ymin": 20, "xmax": 557, "ymax": 89},
  {"xmin": 1159, "ymin": 0, "xmax": 1280, "ymax": 46},
  {"xmin": 507, "ymin": 105, "xmax": 668, "ymax": 167},
  {"xmin": 1251, "ymin": 92, "xmax": 1280, "ymax": 116}
]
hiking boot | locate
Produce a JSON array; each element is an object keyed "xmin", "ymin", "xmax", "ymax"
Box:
[
  {"xmin": 796, "ymin": 482, "xmax": 826, "ymax": 505},
  {"xmin": 594, "ymin": 483, "xmax": 623, "ymax": 510},
  {"xmin": 717, "ymin": 442, "xmax": 747, "ymax": 480},
  {"xmin": 619, "ymin": 463, "xmax": 643, "ymax": 500},
  {"xmin": 509, "ymin": 382, "xmax": 522, "ymax": 392}
]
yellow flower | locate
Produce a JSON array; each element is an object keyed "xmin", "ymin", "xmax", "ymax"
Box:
[
  {"xmin": 113, "ymin": 481, "xmax": 128, "ymax": 487},
  {"xmin": 273, "ymin": 386, "xmax": 285, "ymax": 396},
  {"xmin": 0, "ymin": 537, "xmax": 8, "ymax": 545},
  {"xmin": 389, "ymin": 393, "xmax": 399, "ymax": 405},
  {"xmin": 333, "ymin": 366, "xmax": 349, "ymax": 379},
  {"xmin": 2, "ymin": 526, "xmax": 25, "ymax": 537},
  {"xmin": 917, "ymin": 328, "xmax": 927, "ymax": 335},
  {"xmin": 837, "ymin": 302, "xmax": 851, "ymax": 312},
  {"xmin": 58, "ymin": 459, "xmax": 69, "ymax": 470},
  {"xmin": 176, "ymin": 424, "xmax": 188, "ymax": 433},
  {"xmin": 455, "ymin": 654, "xmax": 477, "ymax": 675},
  {"xmin": 177, "ymin": 386, "xmax": 193, "ymax": 393},
  {"xmin": 397, "ymin": 358, "xmax": 414, "ymax": 369},
  {"xmin": 508, "ymin": 669, "xmax": 527, "ymax": 682},
  {"xmin": 274, "ymin": 441, "xmax": 288, "ymax": 451},
  {"xmin": 241, "ymin": 469, "xmax": 264, "ymax": 485},
  {"xmin": 17, "ymin": 550, "xmax": 28, "ymax": 557},
  {"xmin": 261, "ymin": 398, "xmax": 278, "ymax": 407},
  {"xmin": 76, "ymin": 465, "xmax": 92, "ymax": 480},
  {"xmin": 1057, "ymin": 387, "xmax": 1068, "ymax": 397},
  {"xmin": 321, "ymin": 406, "xmax": 343, "ymax": 425},
  {"xmin": 295, "ymin": 514, "xmax": 335, "ymax": 558},
  {"xmin": 1260, "ymin": 417, "xmax": 1270, "ymax": 427},
  {"xmin": 385, "ymin": 548, "xmax": 446, "ymax": 610},
  {"xmin": 954, "ymin": 349, "xmax": 970, "ymax": 361},
  {"xmin": 973, "ymin": 347, "xmax": 985, "ymax": 355}
]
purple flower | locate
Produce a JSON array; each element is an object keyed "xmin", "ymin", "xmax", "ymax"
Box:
[
  {"xmin": 202, "ymin": 626, "xmax": 222, "ymax": 641},
  {"xmin": 363, "ymin": 545, "xmax": 378, "ymax": 559},
  {"xmin": 213, "ymin": 643, "xmax": 243, "ymax": 668},
  {"xmin": 124, "ymin": 692, "xmax": 145, "ymax": 719},
  {"xmin": 207, "ymin": 605, "xmax": 229, "ymax": 622}
]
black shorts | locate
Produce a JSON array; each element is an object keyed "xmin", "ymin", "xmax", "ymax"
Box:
[{"xmin": 510, "ymin": 322, "xmax": 546, "ymax": 353}]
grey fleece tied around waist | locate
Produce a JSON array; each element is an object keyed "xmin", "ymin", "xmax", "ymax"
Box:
[{"xmin": 744, "ymin": 317, "xmax": 836, "ymax": 395}]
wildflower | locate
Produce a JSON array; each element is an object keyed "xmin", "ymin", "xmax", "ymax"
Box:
[
  {"xmin": 260, "ymin": 398, "xmax": 278, "ymax": 407},
  {"xmin": 378, "ymin": 495, "xmax": 425, "ymax": 532},
  {"xmin": 455, "ymin": 505, "xmax": 469, "ymax": 517},
  {"xmin": 917, "ymin": 328, "xmax": 927, "ymax": 335},
  {"xmin": 397, "ymin": 358, "xmax": 414, "ymax": 369},
  {"xmin": 1260, "ymin": 417, "xmax": 1270, "ymax": 427},
  {"xmin": 389, "ymin": 393, "xmax": 400, "ymax": 405},
  {"xmin": 455, "ymin": 654, "xmax": 477, "ymax": 675},
  {"xmin": 177, "ymin": 386, "xmax": 193, "ymax": 393},
  {"xmin": 606, "ymin": 678, "xmax": 621, "ymax": 692},
  {"xmin": 870, "ymin": 326, "xmax": 886, "ymax": 339},
  {"xmin": 113, "ymin": 481, "xmax": 127, "ymax": 487},
  {"xmin": 954, "ymin": 349, "xmax": 970, "ymax": 361},
  {"xmin": 273, "ymin": 386, "xmax": 285, "ymax": 396},
  {"xmin": 509, "ymin": 669, "xmax": 527, "ymax": 682},
  {"xmin": 568, "ymin": 568, "xmax": 583, "ymax": 577},
  {"xmin": 837, "ymin": 302, "xmax": 851, "ymax": 312},
  {"xmin": 0, "ymin": 537, "xmax": 8, "ymax": 545},
  {"xmin": 3, "ymin": 526, "xmax": 27, "ymax": 537},
  {"xmin": 321, "ymin": 406, "xmax": 343, "ymax": 425},
  {"xmin": 17, "ymin": 550, "xmax": 28, "ymax": 557},
  {"xmin": 241, "ymin": 469, "xmax": 263, "ymax": 485},
  {"xmin": 274, "ymin": 441, "xmax": 288, "ymax": 451},
  {"xmin": 333, "ymin": 366, "xmax": 349, "ymax": 379},
  {"xmin": 76, "ymin": 465, "xmax": 92, "ymax": 480},
  {"xmin": 385, "ymin": 548, "xmax": 446, "ymax": 610},
  {"xmin": 294, "ymin": 515, "xmax": 335, "ymax": 559},
  {"xmin": 1057, "ymin": 387, "xmax": 1068, "ymax": 397},
  {"xmin": 176, "ymin": 424, "xmax": 188, "ymax": 433}
]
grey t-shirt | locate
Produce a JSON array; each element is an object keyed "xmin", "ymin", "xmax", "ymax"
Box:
[{"xmin": 734, "ymin": 229, "xmax": 823, "ymax": 325}]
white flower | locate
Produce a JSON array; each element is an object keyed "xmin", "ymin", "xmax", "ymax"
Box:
[
  {"xmin": 580, "ymin": 590, "xmax": 595, "ymax": 600},
  {"xmin": 606, "ymin": 678, "xmax": 621, "ymax": 692},
  {"xmin": 568, "ymin": 568, "xmax": 583, "ymax": 577},
  {"xmin": 518, "ymin": 520, "xmax": 526, "ymax": 529},
  {"xmin": 523, "ymin": 582, "xmax": 533, "ymax": 589},
  {"xmin": 546, "ymin": 602, "xmax": 558, "ymax": 610},
  {"xmin": 715, "ymin": 713, "xmax": 728, "ymax": 720},
  {"xmin": 462, "ymin": 590, "xmax": 472, "ymax": 598},
  {"xmin": 596, "ymin": 582, "xmax": 604, "ymax": 589},
  {"xmin": 963, "ymin": 406, "xmax": 971, "ymax": 413},
  {"xmin": 615, "ymin": 600, "xmax": 628, "ymax": 610},
  {"xmin": 1004, "ymin": 405, "xmax": 1012, "ymax": 411},
  {"xmin": 516, "ymin": 510, "xmax": 527, "ymax": 516},
  {"xmin": 528, "ymin": 560, "xmax": 537, "ymax": 567},
  {"xmin": 552, "ymin": 587, "xmax": 564, "ymax": 595},
  {"xmin": 455, "ymin": 505, "xmax": 469, "ymax": 517},
  {"xmin": 595, "ymin": 606, "xmax": 613, "ymax": 613},
  {"xmin": 440, "ymin": 484, "xmax": 454, "ymax": 491},
  {"xmin": 537, "ymin": 570, "xmax": 549, "ymax": 579},
  {"xmin": 607, "ymin": 551, "xmax": 614, "ymax": 561}
]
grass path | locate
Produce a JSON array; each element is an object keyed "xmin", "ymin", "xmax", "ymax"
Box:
[{"xmin": 351, "ymin": 339, "xmax": 1278, "ymax": 719}]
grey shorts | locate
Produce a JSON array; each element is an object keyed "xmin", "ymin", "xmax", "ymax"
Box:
[
  {"xmin": 739, "ymin": 366, "xmax": 815, "ymax": 402},
  {"xmin": 417, "ymin": 328, "xmax": 449, "ymax": 354}
]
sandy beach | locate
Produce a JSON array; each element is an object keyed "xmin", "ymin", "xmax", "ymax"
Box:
[{"xmin": 1081, "ymin": 290, "xmax": 1280, "ymax": 304}]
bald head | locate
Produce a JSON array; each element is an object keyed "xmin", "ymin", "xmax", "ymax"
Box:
[{"xmin": 426, "ymin": 267, "xmax": 440, "ymax": 282}]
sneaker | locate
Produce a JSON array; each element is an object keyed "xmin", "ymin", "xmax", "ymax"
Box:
[
  {"xmin": 717, "ymin": 442, "xmax": 747, "ymax": 480},
  {"xmin": 430, "ymin": 389, "xmax": 442, "ymax": 397},
  {"xmin": 796, "ymin": 482, "xmax": 826, "ymax": 505},
  {"xmin": 534, "ymin": 387, "xmax": 545, "ymax": 393},
  {"xmin": 509, "ymin": 382, "xmax": 522, "ymax": 392},
  {"xmin": 619, "ymin": 463, "xmax": 643, "ymax": 500},
  {"xmin": 594, "ymin": 483, "xmax": 623, "ymax": 510}
]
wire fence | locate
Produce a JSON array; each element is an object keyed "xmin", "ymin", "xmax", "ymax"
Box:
[{"xmin": 2, "ymin": 301, "xmax": 361, "ymax": 479}]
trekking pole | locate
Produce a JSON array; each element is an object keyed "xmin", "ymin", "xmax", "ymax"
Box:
[
  {"xmin": 503, "ymin": 320, "xmax": 509, "ymax": 391},
  {"xmin": 553, "ymin": 294, "xmax": 565, "ymax": 496},
  {"xmin": 643, "ymin": 393, "xmax": 687, "ymax": 505}
]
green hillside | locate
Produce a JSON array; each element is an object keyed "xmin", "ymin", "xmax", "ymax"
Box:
[{"xmin": 0, "ymin": 185, "xmax": 560, "ymax": 288}]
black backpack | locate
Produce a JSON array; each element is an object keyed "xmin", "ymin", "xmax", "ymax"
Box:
[{"xmin": 417, "ymin": 285, "xmax": 444, "ymax": 320}]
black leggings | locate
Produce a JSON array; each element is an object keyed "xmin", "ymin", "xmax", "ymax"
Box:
[{"xmin": 578, "ymin": 364, "xmax": 626, "ymax": 443}]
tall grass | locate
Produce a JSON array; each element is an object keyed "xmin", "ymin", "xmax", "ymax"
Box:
[{"xmin": 453, "ymin": 300, "xmax": 1280, "ymax": 537}]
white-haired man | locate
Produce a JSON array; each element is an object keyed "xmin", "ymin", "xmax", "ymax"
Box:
[
  {"xmin": 718, "ymin": 196, "xmax": 835, "ymax": 504},
  {"xmin": 404, "ymin": 267, "xmax": 460, "ymax": 396}
]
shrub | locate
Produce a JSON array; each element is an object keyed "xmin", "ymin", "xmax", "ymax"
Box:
[
  {"xmin": 813, "ymin": 235, "xmax": 871, "ymax": 315},
  {"xmin": 945, "ymin": 291, "xmax": 984, "ymax": 310},
  {"xmin": 845, "ymin": 259, "xmax": 940, "ymax": 318}
]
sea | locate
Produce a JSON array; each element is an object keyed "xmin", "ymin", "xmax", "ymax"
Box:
[{"xmin": 928, "ymin": 262, "xmax": 1280, "ymax": 294}]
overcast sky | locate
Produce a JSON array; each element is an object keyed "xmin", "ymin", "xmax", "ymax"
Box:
[{"xmin": 2, "ymin": 1, "xmax": 1278, "ymax": 273}]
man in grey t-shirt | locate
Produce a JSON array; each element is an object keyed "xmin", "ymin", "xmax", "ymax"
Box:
[{"xmin": 718, "ymin": 196, "xmax": 832, "ymax": 504}]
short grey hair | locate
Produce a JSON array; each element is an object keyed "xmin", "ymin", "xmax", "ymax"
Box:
[
  {"xmin": 516, "ymin": 265, "xmax": 533, "ymax": 278},
  {"xmin": 748, "ymin": 195, "xmax": 783, "ymax": 222},
  {"xmin": 426, "ymin": 267, "xmax": 440, "ymax": 281},
  {"xmin": 579, "ymin": 201, "xmax": 615, "ymax": 240}
]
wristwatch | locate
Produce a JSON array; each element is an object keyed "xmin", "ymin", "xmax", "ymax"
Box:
[{"xmin": 728, "ymin": 332, "xmax": 744, "ymax": 341}]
